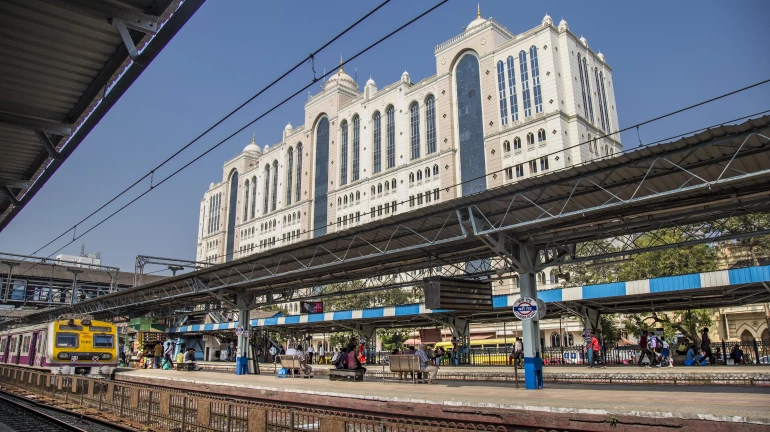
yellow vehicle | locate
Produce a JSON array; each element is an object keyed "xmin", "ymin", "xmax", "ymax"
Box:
[{"xmin": 433, "ymin": 338, "xmax": 517, "ymax": 365}]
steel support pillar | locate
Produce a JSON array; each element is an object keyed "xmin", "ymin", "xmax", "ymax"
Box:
[
  {"xmin": 235, "ymin": 308, "xmax": 250, "ymax": 375},
  {"xmin": 520, "ymin": 271, "xmax": 543, "ymax": 390},
  {"xmin": 2, "ymin": 261, "xmax": 19, "ymax": 303}
]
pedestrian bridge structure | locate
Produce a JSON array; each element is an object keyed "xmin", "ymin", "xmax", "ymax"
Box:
[{"xmin": 169, "ymin": 264, "xmax": 770, "ymax": 335}]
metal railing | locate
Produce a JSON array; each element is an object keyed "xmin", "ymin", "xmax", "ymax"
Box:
[{"xmin": 0, "ymin": 366, "xmax": 515, "ymax": 432}]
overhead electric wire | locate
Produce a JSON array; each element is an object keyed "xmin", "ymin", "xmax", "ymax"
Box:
[
  {"xmin": 16, "ymin": 0, "xmax": 451, "ymax": 275},
  {"xmin": 23, "ymin": 0, "xmax": 394, "ymax": 259}
]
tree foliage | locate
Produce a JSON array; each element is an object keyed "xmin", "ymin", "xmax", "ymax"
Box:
[
  {"xmin": 719, "ymin": 214, "xmax": 770, "ymax": 266},
  {"xmin": 616, "ymin": 228, "xmax": 719, "ymax": 281},
  {"xmin": 622, "ymin": 310, "xmax": 712, "ymax": 343}
]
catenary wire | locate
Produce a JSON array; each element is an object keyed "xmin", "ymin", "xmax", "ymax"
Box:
[
  {"xmin": 16, "ymin": 0, "xmax": 451, "ymax": 274},
  {"xmin": 23, "ymin": 0, "xmax": 394, "ymax": 259}
]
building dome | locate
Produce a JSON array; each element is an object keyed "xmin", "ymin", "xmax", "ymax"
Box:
[
  {"xmin": 243, "ymin": 135, "xmax": 261, "ymax": 154},
  {"xmin": 558, "ymin": 19, "xmax": 568, "ymax": 31},
  {"xmin": 284, "ymin": 122, "xmax": 292, "ymax": 131},
  {"xmin": 263, "ymin": 144, "xmax": 270, "ymax": 152},
  {"xmin": 365, "ymin": 76, "xmax": 376, "ymax": 87},
  {"xmin": 401, "ymin": 70, "xmax": 410, "ymax": 82},
  {"xmin": 466, "ymin": 4, "xmax": 487, "ymax": 30},
  {"xmin": 325, "ymin": 59, "xmax": 359, "ymax": 91},
  {"xmin": 579, "ymin": 36, "xmax": 588, "ymax": 48},
  {"xmin": 597, "ymin": 52, "xmax": 606, "ymax": 62},
  {"xmin": 542, "ymin": 13, "xmax": 553, "ymax": 27},
  {"xmin": 209, "ymin": 182, "xmax": 215, "ymax": 189}
]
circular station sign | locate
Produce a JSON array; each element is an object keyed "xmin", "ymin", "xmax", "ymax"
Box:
[
  {"xmin": 235, "ymin": 325, "xmax": 244, "ymax": 337},
  {"xmin": 513, "ymin": 297, "xmax": 538, "ymax": 320}
]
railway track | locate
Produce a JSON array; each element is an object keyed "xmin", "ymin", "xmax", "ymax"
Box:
[{"xmin": 0, "ymin": 387, "xmax": 135, "ymax": 432}]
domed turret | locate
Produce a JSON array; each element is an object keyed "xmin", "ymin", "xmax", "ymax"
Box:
[
  {"xmin": 579, "ymin": 36, "xmax": 588, "ymax": 48},
  {"xmin": 558, "ymin": 19, "xmax": 569, "ymax": 31},
  {"xmin": 366, "ymin": 76, "xmax": 376, "ymax": 87},
  {"xmin": 243, "ymin": 134, "xmax": 261, "ymax": 154},
  {"xmin": 466, "ymin": 4, "xmax": 487, "ymax": 31},
  {"xmin": 324, "ymin": 58, "xmax": 359, "ymax": 91},
  {"xmin": 542, "ymin": 13, "xmax": 553, "ymax": 27},
  {"xmin": 284, "ymin": 122, "xmax": 292, "ymax": 131},
  {"xmin": 597, "ymin": 52, "xmax": 606, "ymax": 62},
  {"xmin": 401, "ymin": 70, "xmax": 410, "ymax": 85}
]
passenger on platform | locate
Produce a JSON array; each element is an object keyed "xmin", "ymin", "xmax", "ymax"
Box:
[
  {"xmin": 730, "ymin": 345, "xmax": 744, "ymax": 364},
  {"xmin": 661, "ymin": 339, "xmax": 672, "ymax": 368},
  {"xmin": 294, "ymin": 344, "xmax": 312, "ymax": 377},
  {"xmin": 509, "ymin": 338, "xmax": 523, "ymax": 367},
  {"xmin": 306, "ymin": 344, "xmax": 314, "ymax": 364},
  {"xmin": 637, "ymin": 331, "xmax": 654, "ymax": 367},
  {"xmin": 587, "ymin": 332, "xmax": 607, "ymax": 369},
  {"xmin": 434, "ymin": 347, "xmax": 444, "ymax": 366},
  {"xmin": 416, "ymin": 344, "xmax": 439, "ymax": 384},
  {"xmin": 226, "ymin": 343, "xmax": 233, "ymax": 362},
  {"xmin": 346, "ymin": 343, "xmax": 366, "ymax": 373},
  {"xmin": 405, "ymin": 345, "xmax": 416, "ymax": 355},
  {"xmin": 700, "ymin": 328, "xmax": 715, "ymax": 365},
  {"xmin": 153, "ymin": 343, "xmax": 163, "ymax": 369},
  {"xmin": 269, "ymin": 345, "xmax": 277, "ymax": 362},
  {"xmin": 451, "ymin": 337, "xmax": 459, "ymax": 366},
  {"xmin": 119, "ymin": 344, "xmax": 127, "ymax": 366},
  {"xmin": 684, "ymin": 344, "xmax": 708, "ymax": 366},
  {"xmin": 184, "ymin": 348, "xmax": 202, "ymax": 370},
  {"xmin": 335, "ymin": 347, "xmax": 348, "ymax": 369},
  {"xmin": 318, "ymin": 345, "xmax": 325, "ymax": 364},
  {"xmin": 676, "ymin": 338, "xmax": 689, "ymax": 356},
  {"xmin": 163, "ymin": 342, "xmax": 175, "ymax": 369}
]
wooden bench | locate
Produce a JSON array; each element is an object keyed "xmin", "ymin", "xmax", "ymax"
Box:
[
  {"xmin": 383, "ymin": 355, "xmax": 426, "ymax": 384},
  {"xmin": 276, "ymin": 355, "xmax": 310, "ymax": 378},
  {"xmin": 176, "ymin": 362, "xmax": 195, "ymax": 371},
  {"xmin": 329, "ymin": 368, "xmax": 365, "ymax": 382}
]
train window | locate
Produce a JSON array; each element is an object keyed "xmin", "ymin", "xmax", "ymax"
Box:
[
  {"xmin": 89, "ymin": 326, "xmax": 111, "ymax": 333},
  {"xmin": 59, "ymin": 325, "xmax": 83, "ymax": 331},
  {"xmin": 56, "ymin": 333, "xmax": 78, "ymax": 348},
  {"xmin": 21, "ymin": 336, "xmax": 30, "ymax": 354},
  {"xmin": 93, "ymin": 335, "xmax": 114, "ymax": 348}
]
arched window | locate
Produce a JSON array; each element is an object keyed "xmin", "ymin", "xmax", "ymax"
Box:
[
  {"xmin": 250, "ymin": 175, "xmax": 256, "ymax": 218},
  {"xmin": 519, "ymin": 50, "xmax": 532, "ymax": 118},
  {"xmin": 352, "ymin": 115, "xmax": 360, "ymax": 181},
  {"xmin": 577, "ymin": 53, "xmax": 589, "ymax": 119},
  {"xmin": 594, "ymin": 68, "xmax": 606, "ymax": 131},
  {"xmin": 527, "ymin": 133, "xmax": 534, "ymax": 146},
  {"xmin": 377, "ymin": 183, "xmax": 382, "ymax": 194},
  {"xmin": 605, "ymin": 145, "xmax": 609, "ymax": 156},
  {"xmin": 425, "ymin": 95, "xmax": 436, "ymax": 154},
  {"xmin": 550, "ymin": 271, "xmax": 557, "ymax": 284},
  {"xmin": 529, "ymin": 46, "xmax": 543, "ymax": 114},
  {"xmin": 391, "ymin": 178, "xmax": 397, "ymax": 190},
  {"xmin": 599, "ymin": 71, "xmax": 611, "ymax": 132},
  {"xmin": 503, "ymin": 140, "xmax": 511, "ymax": 152},
  {"xmin": 356, "ymin": 191, "xmax": 360, "ymax": 201},
  {"xmin": 263, "ymin": 164, "xmax": 270, "ymax": 214},
  {"xmin": 588, "ymin": 134, "xmax": 593, "ymax": 153},
  {"xmin": 425, "ymin": 167, "xmax": 430, "ymax": 178},
  {"xmin": 496, "ymin": 60, "xmax": 509, "ymax": 126},
  {"xmin": 343, "ymin": 195, "xmax": 348, "ymax": 205},
  {"xmin": 433, "ymin": 164, "xmax": 439, "ymax": 176},
  {"xmin": 410, "ymin": 102, "xmax": 420, "ymax": 160},
  {"xmin": 384, "ymin": 181, "xmax": 390, "ymax": 191},
  {"xmin": 550, "ymin": 332, "xmax": 561, "ymax": 348},
  {"xmin": 295, "ymin": 143, "xmax": 303, "ymax": 203},
  {"xmin": 349, "ymin": 193, "xmax": 353, "ymax": 203},
  {"xmin": 582, "ymin": 57, "xmax": 594, "ymax": 124},
  {"xmin": 340, "ymin": 120, "xmax": 348, "ymax": 185},
  {"xmin": 371, "ymin": 185, "xmax": 376, "ymax": 195},
  {"xmin": 271, "ymin": 160, "xmax": 278, "ymax": 211},
  {"xmin": 513, "ymin": 136, "xmax": 522, "ymax": 150},
  {"xmin": 416, "ymin": 170, "xmax": 423, "ymax": 181},
  {"xmin": 409, "ymin": 172, "xmax": 415, "ymax": 183},
  {"xmin": 313, "ymin": 118, "xmax": 329, "ymax": 236},
  {"xmin": 338, "ymin": 197, "xmax": 342, "ymax": 206},
  {"xmin": 372, "ymin": 112, "xmax": 381, "ymax": 173},
  {"xmin": 386, "ymin": 106, "xmax": 395, "ymax": 168},
  {"xmin": 537, "ymin": 129, "xmax": 546, "ymax": 143},
  {"xmin": 243, "ymin": 179, "xmax": 250, "ymax": 221},
  {"xmin": 506, "ymin": 56, "xmax": 519, "ymax": 122},
  {"xmin": 286, "ymin": 147, "xmax": 294, "ymax": 205},
  {"xmin": 283, "ymin": 215, "xmax": 287, "ymax": 224}
]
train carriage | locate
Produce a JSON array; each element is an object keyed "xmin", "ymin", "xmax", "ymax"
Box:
[{"xmin": 0, "ymin": 318, "xmax": 117, "ymax": 376}]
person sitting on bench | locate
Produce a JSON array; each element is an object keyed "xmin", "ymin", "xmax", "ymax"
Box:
[
  {"xmin": 184, "ymin": 348, "xmax": 202, "ymax": 371},
  {"xmin": 346, "ymin": 343, "xmax": 366, "ymax": 373}
]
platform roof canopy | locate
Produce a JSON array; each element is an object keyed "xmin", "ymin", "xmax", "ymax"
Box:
[{"xmin": 0, "ymin": 0, "xmax": 202, "ymax": 231}]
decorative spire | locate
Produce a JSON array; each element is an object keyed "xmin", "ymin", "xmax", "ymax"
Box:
[
  {"xmin": 251, "ymin": 133, "xmax": 255, "ymax": 143},
  {"xmin": 339, "ymin": 56, "xmax": 344, "ymax": 73},
  {"xmin": 477, "ymin": 3, "xmax": 481, "ymax": 18}
]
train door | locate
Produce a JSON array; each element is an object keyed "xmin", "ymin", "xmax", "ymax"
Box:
[
  {"xmin": 0, "ymin": 336, "xmax": 7, "ymax": 363},
  {"xmin": 27, "ymin": 332, "xmax": 38, "ymax": 366},
  {"xmin": 34, "ymin": 331, "xmax": 47, "ymax": 367},
  {"xmin": 10, "ymin": 335, "xmax": 20, "ymax": 364}
]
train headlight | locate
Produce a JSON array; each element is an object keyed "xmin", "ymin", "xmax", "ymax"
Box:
[
  {"xmin": 100, "ymin": 353, "xmax": 112, "ymax": 360},
  {"xmin": 58, "ymin": 352, "xmax": 71, "ymax": 360}
]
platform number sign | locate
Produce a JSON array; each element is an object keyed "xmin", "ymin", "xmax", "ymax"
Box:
[
  {"xmin": 513, "ymin": 297, "xmax": 538, "ymax": 320},
  {"xmin": 235, "ymin": 325, "xmax": 244, "ymax": 337}
]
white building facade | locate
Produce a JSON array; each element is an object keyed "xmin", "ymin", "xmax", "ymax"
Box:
[{"xmin": 197, "ymin": 11, "xmax": 621, "ymax": 275}]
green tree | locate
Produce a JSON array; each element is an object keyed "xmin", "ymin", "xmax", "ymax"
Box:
[
  {"xmin": 719, "ymin": 214, "xmax": 770, "ymax": 266},
  {"xmin": 616, "ymin": 228, "xmax": 719, "ymax": 281},
  {"xmin": 320, "ymin": 282, "xmax": 423, "ymax": 311},
  {"xmin": 376, "ymin": 328, "xmax": 411, "ymax": 352},
  {"xmin": 622, "ymin": 310, "xmax": 712, "ymax": 343}
]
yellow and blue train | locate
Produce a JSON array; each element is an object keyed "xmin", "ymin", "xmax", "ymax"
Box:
[{"xmin": 0, "ymin": 318, "xmax": 117, "ymax": 376}]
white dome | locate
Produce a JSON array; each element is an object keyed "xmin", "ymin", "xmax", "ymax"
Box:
[
  {"xmin": 542, "ymin": 14, "xmax": 553, "ymax": 26},
  {"xmin": 597, "ymin": 52, "xmax": 606, "ymax": 62},
  {"xmin": 401, "ymin": 70, "xmax": 410, "ymax": 79},
  {"xmin": 243, "ymin": 135, "xmax": 261, "ymax": 154},
  {"xmin": 284, "ymin": 122, "xmax": 292, "ymax": 131},
  {"xmin": 209, "ymin": 182, "xmax": 215, "ymax": 189},
  {"xmin": 558, "ymin": 19, "xmax": 568, "ymax": 31},
  {"xmin": 466, "ymin": 4, "xmax": 487, "ymax": 30},
  {"xmin": 263, "ymin": 144, "xmax": 270, "ymax": 152},
  {"xmin": 365, "ymin": 76, "xmax": 376, "ymax": 87},
  {"xmin": 325, "ymin": 60, "xmax": 359, "ymax": 91},
  {"xmin": 579, "ymin": 36, "xmax": 588, "ymax": 47}
]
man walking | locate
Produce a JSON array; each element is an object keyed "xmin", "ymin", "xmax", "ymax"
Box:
[
  {"xmin": 587, "ymin": 331, "xmax": 606, "ymax": 368},
  {"xmin": 451, "ymin": 336, "xmax": 459, "ymax": 366},
  {"xmin": 306, "ymin": 343, "xmax": 314, "ymax": 364},
  {"xmin": 700, "ymin": 328, "xmax": 714, "ymax": 365},
  {"xmin": 637, "ymin": 331, "xmax": 653, "ymax": 367}
]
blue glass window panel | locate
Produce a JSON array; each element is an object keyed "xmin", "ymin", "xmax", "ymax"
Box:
[
  {"xmin": 313, "ymin": 118, "xmax": 330, "ymax": 236},
  {"xmin": 582, "ymin": 58, "xmax": 594, "ymax": 124},
  {"xmin": 271, "ymin": 161, "xmax": 278, "ymax": 211},
  {"xmin": 519, "ymin": 51, "xmax": 532, "ymax": 118},
  {"xmin": 599, "ymin": 71, "xmax": 611, "ymax": 132},
  {"xmin": 496, "ymin": 60, "xmax": 508, "ymax": 126},
  {"xmin": 506, "ymin": 56, "xmax": 518, "ymax": 122},
  {"xmin": 295, "ymin": 144, "xmax": 303, "ymax": 203},
  {"xmin": 386, "ymin": 107, "xmax": 395, "ymax": 168},
  {"xmin": 373, "ymin": 112, "xmax": 382, "ymax": 172},
  {"xmin": 250, "ymin": 175, "xmax": 256, "ymax": 218},
  {"xmin": 425, "ymin": 96, "xmax": 436, "ymax": 154},
  {"xmin": 286, "ymin": 148, "xmax": 293, "ymax": 205},
  {"xmin": 410, "ymin": 103, "xmax": 420, "ymax": 160},
  {"xmin": 529, "ymin": 46, "xmax": 543, "ymax": 114},
  {"xmin": 242, "ymin": 180, "xmax": 249, "ymax": 220},
  {"xmin": 577, "ymin": 54, "xmax": 589, "ymax": 119},
  {"xmin": 594, "ymin": 67, "xmax": 606, "ymax": 131},
  {"xmin": 455, "ymin": 54, "xmax": 487, "ymax": 196},
  {"xmin": 225, "ymin": 171, "xmax": 238, "ymax": 262},
  {"xmin": 263, "ymin": 165, "xmax": 270, "ymax": 214},
  {"xmin": 340, "ymin": 120, "xmax": 348, "ymax": 185},
  {"xmin": 352, "ymin": 115, "xmax": 360, "ymax": 181}
]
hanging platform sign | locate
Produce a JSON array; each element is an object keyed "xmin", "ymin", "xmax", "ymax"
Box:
[{"xmin": 513, "ymin": 297, "xmax": 538, "ymax": 320}]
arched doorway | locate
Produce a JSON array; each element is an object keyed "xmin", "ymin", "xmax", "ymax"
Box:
[
  {"xmin": 740, "ymin": 329, "xmax": 755, "ymax": 345},
  {"xmin": 225, "ymin": 170, "xmax": 238, "ymax": 262}
]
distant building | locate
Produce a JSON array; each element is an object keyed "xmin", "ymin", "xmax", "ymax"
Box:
[{"xmin": 55, "ymin": 253, "xmax": 101, "ymax": 269}]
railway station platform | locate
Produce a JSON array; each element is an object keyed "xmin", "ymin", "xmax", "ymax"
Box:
[{"xmin": 114, "ymin": 368, "xmax": 770, "ymax": 431}]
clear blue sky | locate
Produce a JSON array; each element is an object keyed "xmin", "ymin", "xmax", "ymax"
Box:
[{"xmin": 1, "ymin": 0, "xmax": 768, "ymax": 275}]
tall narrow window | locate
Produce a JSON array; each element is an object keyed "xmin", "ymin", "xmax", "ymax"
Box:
[
  {"xmin": 286, "ymin": 147, "xmax": 294, "ymax": 205},
  {"xmin": 425, "ymin": 96, "xmax": 436, "ymax": 154},
  {"xmin": 372, "ymin": 112, "xmax": 382, "ymax": 173},
  {"xmin": 577, "ymin": 53, "xmax": 589, "ymax": 119},
  {"xmin": 530, "ymin": 46, "xmax": 543, "ymax": 114},
  {"xmin": 519, "ymin": 51, "xmax": 532, "ymax": 118},
  {"xmin": 250, "ymin": 175, "xmax": 256, "ymax": 218},
  {"xmin": 295, "ymin": 143, "xmax": 302, "ymax": 202},
  {"xmin": 352, "ymin": 115, "xmax": 360, "ymax": 181},
  {"xmin": 506, "ymin": 56, "xmax": 519, "ymax": 122},
  {"xmin": 207, "ymin": 195, "xmax": 213, "ymax": 234},
  {"xmin": 340, "ymin": 120, "xmax": 348, "ymax": 185},
  {"xmin": 271, "ymin": 160, "xmax": 278, "ymax": 211},
  {"xmin": 386, "ymin": 106, "xmax": 395, "ymax": 168},
  {"xmin": 582, "ymin": 57, "xmax": 594, "ymax": 124},
  {"xmin": 594, "ymin": 68, "xmax": 606, "ymax": 131},
  {"xmin": 313, "ymin": 119, "xmax": 329, "ymax": 236},
  {"xmin": 496, "ymin": 60, "xmax": 508, "ymax": 126},
  {"xmin": 243, "ymin": 179, "xmax": 250, "ymax": 221},
  {"xmin": 599, "ymin": 71, "xmax": 611, "ymax": 132},
  {"xmin": 410, "ymin": 102, "xmax": 420, "ymax": 160},
  {"xmin": 263, "ymin": 165, "xmax": 270, "ymax": 214}
]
